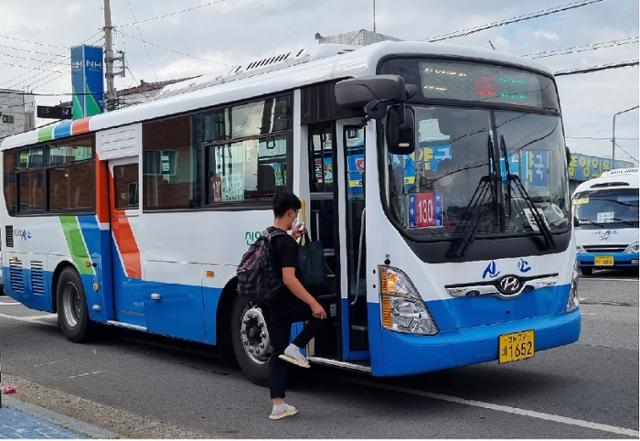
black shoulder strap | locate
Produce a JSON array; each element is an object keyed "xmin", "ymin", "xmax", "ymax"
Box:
[{"xmin": 263, "ymin": 228, "xmax": 287, "ymax": 242}]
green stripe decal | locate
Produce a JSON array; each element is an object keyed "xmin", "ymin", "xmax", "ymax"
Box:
[
  {"xmin": 37, "ymin": 126, "xmax": 54, "ymax": 143},
  {"xmin": 59, "ymin": 216, "xmax": 94, "ymax": 275}
]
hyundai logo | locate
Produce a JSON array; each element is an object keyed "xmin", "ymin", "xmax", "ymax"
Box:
[{"xmin": 497, "ymin": 275, "xmax": 522, "ymax": 295}]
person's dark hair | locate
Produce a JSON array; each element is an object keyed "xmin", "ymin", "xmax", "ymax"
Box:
[{"xmin": 273, "ymin": 191, "xmax": 301, "ymax": 217}]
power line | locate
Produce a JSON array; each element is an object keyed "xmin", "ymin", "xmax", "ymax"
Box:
[
  {"xmin": 522, "ymin": 35, "xmax": 639, "ymax": 60},
  {"xmin": 0, "ymin": 33, "xmax": 69, "ymax": 50},
  {"xmin": 554, "ymin": 59, "xmax": 638, "ymax": 76},
  {"xmin": 126, "ymin": 0, "xmax": 160, "ymax": 81},
  {"xmin": 0, "ymin": 59, "xmax": 66, "ymax": 74},
  {"xmin": 119, "ymin": 0, "xmax": 228, "ymax": 27},
  {"xmin": 116, "ymin": 29, "xmax": 229, "ymax": 66},
  {"xmin": 615, "ymin": 143, "xmax": 638, "ymax": 162},
  {"xmin": 0, "ymin": 42, "xmax": 67, "ymax": 58},
  {"xmin": 1, "ymin": 31, "xmax": 102, "ymax": 90},
  {"xmin": 18, "ymin": 35, "xmax": 104, "ymax": 92},
  {"xmin": 422, "ymin": 0, "xmax": 604, "ymax": 42},
  {"xmin": 0, "ymin": 49, "xmax": 71, "ymax": 66}
]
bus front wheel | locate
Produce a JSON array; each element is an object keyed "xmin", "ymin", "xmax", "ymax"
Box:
[
  {"xmin": 580, "ymin": 267, "xmax": 593, "ymax": 276},
  {"xmin": 56, "ymin": 267, "xmax": 95, "ymax": 343},
  {"xmin": 230, "ymin": 295, "xmax": 272, "ymax": 386}
]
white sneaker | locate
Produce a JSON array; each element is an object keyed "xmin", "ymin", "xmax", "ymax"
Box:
[
  {"xmin": 278, "ymin": 344, "xmax": 310, "ymax": 368},
  {"xmin": 269, "ymin": 403, "xmax": 298, "ymax": 420}
]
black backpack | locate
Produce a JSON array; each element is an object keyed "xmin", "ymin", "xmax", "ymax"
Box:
[{"xmin": 237, "ymin": 228, "xmax": 287, "ymax": 303}]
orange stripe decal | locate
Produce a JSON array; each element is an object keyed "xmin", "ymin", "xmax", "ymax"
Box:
[
  {"xmin": 109, "ymin": 170, "xmax": 141, "ymax": 279},
  {"xmin": 95, "ymin": 160, "xmax": 109, "ymax": 224},
  {"xmin": 72, "ymin": 117, "xmax": 91, "ymax": 135}
]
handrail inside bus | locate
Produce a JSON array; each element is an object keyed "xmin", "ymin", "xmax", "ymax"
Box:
[{"xmin": 351, "ymin": 207, "xmax": 366, "ymax": 306}]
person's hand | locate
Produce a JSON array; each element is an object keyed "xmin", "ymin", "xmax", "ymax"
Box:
[
  {"xmin": 310, "ymin": 301, "xmax": 327, "ymax": 319},
  {"xmin": 291, "ymin": 222, "xmax": 306, "ymax": 240}
]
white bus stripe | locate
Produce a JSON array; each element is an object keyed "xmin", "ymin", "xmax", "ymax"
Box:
[{"xmin": 340, "ymin": 377, "xmax": 639, "ymax": 438}]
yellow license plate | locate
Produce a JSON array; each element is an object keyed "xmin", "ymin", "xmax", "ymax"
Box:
[
  {"xmin": 594, "ymin": 255, "xmax": 614, "ymax": 266},
  {"xmin": 499, "ymin": 330, "xmax": 535, "ymax": 364}
]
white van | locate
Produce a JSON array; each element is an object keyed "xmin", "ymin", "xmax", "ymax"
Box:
[{"xmin": 572, "ymin": 168, "xmax": 639, "ymax": 275}]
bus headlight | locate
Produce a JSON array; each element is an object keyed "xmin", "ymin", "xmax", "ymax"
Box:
[
  {"xmin": 576, "ymin": 246, "xmax": 586, "ymax": 254},
  {"xmin": 624, "ymin": 241, "xmax": 639, "ymax": 253},
  {"xmin": 565, "ymin": 260, "xmax": 580, "ymax": 313},
  {"xmin": 379, "ymin": 266, "xmax": 438, "ymax": 335}
]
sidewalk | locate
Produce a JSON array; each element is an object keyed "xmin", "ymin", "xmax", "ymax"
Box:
[{"xmin": 0, "ymin": 395, "xmax": 117, "ymax": 439}]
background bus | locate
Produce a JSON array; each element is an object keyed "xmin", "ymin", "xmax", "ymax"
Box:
[
  {"xmin": 573, "ymin": 168, "xmax": 639, "ymax": 275},
  {"xmin": 0, "ymin": 41, "xmax": 579, "ymax": 383}
]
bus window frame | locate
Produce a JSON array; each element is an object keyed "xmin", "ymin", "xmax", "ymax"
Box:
[
  {"xmin": 10, "ymin": 134, "xmax": 96, "ymax": 217},
  {"xmin": 141, "ymin": 91, "xmax": 294, "ymax": 214}
]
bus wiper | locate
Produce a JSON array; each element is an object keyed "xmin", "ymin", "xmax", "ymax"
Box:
[
  {"xmin": 613, "ymin": 218, "xmax": 639, "ymax": 226},
  {"xmin": 499, "ymin": 136, "xmax": 555, "ymax": 249},
  {"xmin": 578, "ymin": 219, "xmax": 606, "ymax": 228},
  {"xmin": 448, "ymin": 136, "xmax": 498, "ymax": 258}
]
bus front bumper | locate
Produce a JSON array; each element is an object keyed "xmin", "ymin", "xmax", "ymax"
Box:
[
  {"xmin": 369, "ymin": 307, "xmax": 581, "ymax": 377},
  {"xmin": 577, "ymin": 252, "xmax": 639, "ymax": 269}
]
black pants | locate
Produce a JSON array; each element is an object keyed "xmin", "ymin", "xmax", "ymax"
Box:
[{"xmin": 265, "ymin": 294, "xmax": 325, "ymax": 399}]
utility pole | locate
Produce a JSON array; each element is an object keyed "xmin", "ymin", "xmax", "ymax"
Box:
[
  {"xmin": 373, "ymin": 0, "xmax": 376, "ymax": 33},
  {"xmin": 611, "ymin": 105, "xmax": 638, "ymax": 164},
  {"xmin": 103, "ymin": 0, "xmax": 116, "ymax": 111}
]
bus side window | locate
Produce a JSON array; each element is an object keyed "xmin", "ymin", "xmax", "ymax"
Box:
[{"xmin": 114, "ymin": 164, "xmax": 139, "ymax": 210}]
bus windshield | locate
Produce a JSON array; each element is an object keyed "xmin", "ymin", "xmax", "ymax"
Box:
[
  {"xmin": 384, "ymin": 105, "xmax": 570, "ymax": 240},
  {"xmin": 573, "ymin": 189, "xmax": 639, "ymax": 227}
]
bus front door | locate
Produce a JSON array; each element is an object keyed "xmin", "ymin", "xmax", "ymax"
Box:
[{"xmin": 337, "ymin": 121, "xmax": 369, "ymax": 361}]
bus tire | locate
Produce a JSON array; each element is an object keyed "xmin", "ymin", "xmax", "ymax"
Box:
[
  {"xmin": 56, "ymin": 267, "xmax": 95, "ymax": 343},
  {"xmin": 230, "ymin": 294, "xmax": 272, "ymax": 386},
  {"xmin": 580, "ymin": 267, "xmax": 592, "ymax": 276}
]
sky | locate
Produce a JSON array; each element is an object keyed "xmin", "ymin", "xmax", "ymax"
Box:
[{"xmin": 0, "ymin": 0, "xmax": 638, "ymax": 163}]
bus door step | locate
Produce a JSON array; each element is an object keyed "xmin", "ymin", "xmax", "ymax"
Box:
[{"xmin": 106, "ymin": 320, "xmax": 147, "ymax": 332}]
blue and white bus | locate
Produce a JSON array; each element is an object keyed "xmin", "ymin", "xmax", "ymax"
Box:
[
  {"xmin": 573, "ymin": 168, "xmax": 639, "ymax": 275},
  {"xmin": 0, "ymin": 41, "xmax": 579, "ymax": 383}
]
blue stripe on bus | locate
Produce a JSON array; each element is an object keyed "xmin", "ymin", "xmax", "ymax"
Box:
[
  {"xmin": 578, "ymin": 252, "xmax": 639, "ymax": 268},
  {"xmin": 426, "ymin": 284, "xmax": 571, "ymax": 331},
  {"xmin": 367, "ymin": 301, "xmax": 580, "ymax": 376},
  {"xmin": 77, "ymin": 215, "xmax": 102, "ymax": 260},
  {"xmin": 52, "ymin": 121, "xmax": 72, "ymax": 139}
]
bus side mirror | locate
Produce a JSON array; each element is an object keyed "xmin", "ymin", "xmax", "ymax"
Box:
[
  {"xmin": 565, "ymin": 146, "xmax": 571, "ymax": 166},
  {"xmin": 335, "ymin": 75, "xmax": 415, "ymax": 120},
  {"xmin": 386, "ymin": 105, "xmax": 415, "ymax": 155}
]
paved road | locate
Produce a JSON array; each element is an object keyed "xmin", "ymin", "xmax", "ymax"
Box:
[{"xmin": 0, "ymin": 273, "xmax": 637, "ymax": 438}]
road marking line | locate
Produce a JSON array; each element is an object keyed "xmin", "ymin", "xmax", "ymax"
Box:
[
  {"xmin": 582, "ymin": 277, "xmax": 638, "ymax": 282},
  {"xmin": 68, "ymin": 370, "xmax": 107, "ymax": 379},
  {"xmin": 339, "ymin": 377, "xmax": 639, "ymax": 438},
  {"xmin": 0, "ymin": 302, "xmax": 21, "ymax": 306},
  {"xmin": 0, "ymin": 312, "xmax": 57, "ymax": 327}
]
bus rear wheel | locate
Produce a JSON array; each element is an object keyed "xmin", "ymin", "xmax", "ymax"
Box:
[
  {"xmin": 230, "ymin": 295, "xmax": 272, "ymax": 386},
  {"xmin": 56, "ymin": 267, "xmax": 95, "ymax": 343}
]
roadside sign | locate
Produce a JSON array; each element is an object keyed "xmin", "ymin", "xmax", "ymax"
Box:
[{"xmin": 37, "ymin": 106, "xmax": 72, "ymax": 120}]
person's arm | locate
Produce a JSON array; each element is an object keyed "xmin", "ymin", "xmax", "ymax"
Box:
[{"xmin": 282, "ymin": 267, "xmax": 327, "ymax": 319}]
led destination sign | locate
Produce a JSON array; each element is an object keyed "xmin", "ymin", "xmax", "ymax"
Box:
[
  {"xmin": 418, "ymin": 61, "xmax": 558, "ymax": 109},
  {"xmin": 379, "ymin": 58, "xmax": 559, "ymax": 111}
]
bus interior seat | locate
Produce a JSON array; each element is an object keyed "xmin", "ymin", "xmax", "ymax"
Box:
[{"xmin": 258, "ymin": 165, "xmax": 276, "ymax": 193}]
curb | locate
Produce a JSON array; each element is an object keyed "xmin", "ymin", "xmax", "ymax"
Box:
[{"xmin": 3, "ymin": 395, "xmax": 119, "ymax": 439}]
